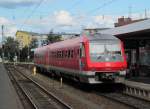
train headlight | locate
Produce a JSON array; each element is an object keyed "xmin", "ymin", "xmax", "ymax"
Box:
[
  {"xmin": 105, "ymin": 57, "xmax": 109, "ymax": 61},
  {"xmin": 119, "ymin": 70, "xmax": 126, "ymax": 76}
]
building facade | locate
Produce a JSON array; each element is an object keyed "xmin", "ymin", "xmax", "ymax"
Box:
[
  {"xmin": 16, "ymin": 31, "xmax": 32, "ymax": 48},
  {"xmin": 114, "ymin": 17, "xmax": 147, "ymax": 27},
  {"xmin": 16, "ymin": 31, "xmax": 48, "ymax": 49}
]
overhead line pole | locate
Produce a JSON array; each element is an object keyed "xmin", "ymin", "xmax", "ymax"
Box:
[
  {"xmin": 145, "ymin": 9, "xmax": 148, "ymax": 19},
  {"xmin": 128, "ymin": 6, "xmax": 132, "ymax": 18},
  {"xmin": 1, "ymin": 25, "xmax": 4, "ymax": 62}
]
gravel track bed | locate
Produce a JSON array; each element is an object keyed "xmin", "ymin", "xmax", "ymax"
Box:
[
  {"xmin": 15, "ymin": 65, "xmax": 134, "ymax": 109},
  {"xmin": 8, "ymin": 65, "xmax": 72, "ymax": 109}
]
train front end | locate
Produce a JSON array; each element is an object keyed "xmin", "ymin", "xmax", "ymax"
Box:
[{"xmin": 80, "ymin": 33, "xmax": 127, "ymax": 83}]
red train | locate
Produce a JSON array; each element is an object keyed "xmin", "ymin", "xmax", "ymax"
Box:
[{"xmin": 34, "ymin": 33, "xmax": 127, "ymax": 84}]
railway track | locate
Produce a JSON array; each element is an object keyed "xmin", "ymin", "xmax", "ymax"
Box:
[
  {"xmin": 95, "ymin": 89, "xmax": 150, "ymax": 109},
  {"xmin": 6, "ymin": 65, "xmax": 72, "ymax": 109},
  {"xmin": 6, "ymin": 64, "xmax": 150, "ymax": 109}
]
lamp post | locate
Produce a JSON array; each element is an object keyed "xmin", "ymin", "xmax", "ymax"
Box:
[{"xmin": 28, "ymin": 36, "xmax": 30, "ymax": 62}]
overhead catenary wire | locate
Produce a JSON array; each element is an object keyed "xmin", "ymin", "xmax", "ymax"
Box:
[
  {"xmin": 67, "ymin": 0, "xmax": 83, "ymax": 11},
  {"xmin": 88, "ymin": 0, "xmax": 119, "ymax": 15},
  {"xmin": 20, "ymin": 0, "xmax": 118, "ymax": 30},
  {"xmin": 20, "ymin": 0, "xmax": 45, "ymax": 30},
  {"xmin": 67, "ymin": 0, "xmax": 119, "ymax": 24},
  {"xmin": 19, "ymin": 0, "xmax": 147, "ymax": 33}
]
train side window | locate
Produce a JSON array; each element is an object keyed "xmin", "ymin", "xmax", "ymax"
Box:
[
  {"xmin": 59, "ymin": 51, "xmax": 62, "ymax": 58},
  {"xmin": 53, "ymin": 52, "xmax": 55, "ymax": 58},
  {"xmin": 58, "ymin": 51, "xmax": 59, "ymax": 58},
  {"xmin": 62, "ymin": 50, "xmax": 64, "ymax": 58},
  {"xmin": 61, "ymin": 51, "xmax": 63, "ymax": 58},
  {"xmin": 77, "ymin": 49, "xmax": 80, "ymax": 56},
  {"xmin": 64, "ymin": 51, "xmax": 66, "ymax": 58},
  {"xmin": 55, "ymin": 52, "xmax": 57, "ymax": 58},
  {"xmin": 71, "ymin": 50, "xmax": 73, "ymax": 58},
  {"xmin": 68, "ymin": 50, "xmax": 71, "ymax": 58},
  {"xmin": 58, "ymin": 51, "xmax": 60, "ymax": 58},
  {"xmin": 66, "ymin": 50, "xmax": 68, "ymax": 58},
  {"xmin": 57, "ymin": 51, "xmax": 59, "ymax": 58},
  {"xmin": 59, "ymin": 51, "xmax": 61, "ymax": 58},
  {"xmin": 55, "ymin": 51, "xmax": 58, "ymax": 58}
]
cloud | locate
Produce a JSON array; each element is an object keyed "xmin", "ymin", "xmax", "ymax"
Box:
[
  {"xmin": 24, "ymin": 10, "xmax": 75, "ymax": 26},
  {"xmin": 54, "ymin": 10, "xmax": 75, "ymax": 26},
  {"xmin": 22, "ymin": 10, "xmax": 77, "ymax": 33},
  {"xmin": 18, "ymin": 9, "xmax": 150, "ymax": 34},
  {"xmin": 0, "ymin": 0, "xmax": 41, "ymax": 9},
  {"xmin": 93, "ymin": 15, "xmax": 115, "ymax": 28},
  {"xmin": 0, "ymin": 17, "xmax": 17, "ymax": 41},
  {"xmin": 5, "ymin": 26, "xmax": 17, "ymax": 37},
  {"xmin": 20, "ymin": 10, "xmax": 118, "ymax": 33},
  {"xmin": 0, "ymin": 17, "xmax": 11, "ymax": 25}
]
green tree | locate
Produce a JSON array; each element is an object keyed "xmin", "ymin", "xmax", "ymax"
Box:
[
  {"xmin": 19, "ymin": 39, "xmax": 38, "ymax": 62},
  {"xmin": 20, "ymin": 46, "xmax": 28, "ymax": 62},
  {"xmin": 3, "ymin": 37, "xmax": 19, "ymax": 61},
  {"xmin": 30, "ymin": 39, "xmax": 38, "ymax": 48},
  {"xmin": 47, "ymin": 30, "xmax": 62, "ymax": 43},
  {"xmin": 29, "ymin": 39, "xmax": 38, "ymax": 61}
]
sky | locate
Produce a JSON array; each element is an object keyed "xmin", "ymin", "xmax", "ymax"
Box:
[{"xmin": 0, "ymin": 0, "xmax": 150, "ymax": 40}]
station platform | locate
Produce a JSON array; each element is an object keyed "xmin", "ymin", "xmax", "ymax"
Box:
[
  {"xmin": 0, "ymin": 63, "xmax": 23, "ymax": 109},
  {"xmin": 127, "ymin": 77, "xmax": 150, "ymax": 84},
  {"xmin": 124, "ymin": 77, "xmax": 150, "ymax": 101}
]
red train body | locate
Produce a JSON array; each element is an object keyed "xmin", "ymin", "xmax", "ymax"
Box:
[{"xmin": 34, "ymin": 33, "xmax": 127, "ymax": 84}]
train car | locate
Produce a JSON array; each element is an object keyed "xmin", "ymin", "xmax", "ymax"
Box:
[{"xmin": 34, "ymin": 33, "xmax": 127, "ymax": 84}]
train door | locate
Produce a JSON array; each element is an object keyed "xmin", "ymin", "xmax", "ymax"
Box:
[{"xmin": 79, "ymin": 43, "xmax": 86, "ymax": 71}]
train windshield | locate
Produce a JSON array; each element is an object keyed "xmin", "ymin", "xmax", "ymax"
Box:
[{"xmin": 89, "ymin": 41, "xmax": 123, "ymax": 62}]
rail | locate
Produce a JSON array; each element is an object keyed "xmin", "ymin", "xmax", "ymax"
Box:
[
  {"xmin": 6, "ymin": 65, "xmax": 72, "ymax": 109},
  {"xmin": 96, "ymin": 91, "xmax": 150, "ymax": 109}
]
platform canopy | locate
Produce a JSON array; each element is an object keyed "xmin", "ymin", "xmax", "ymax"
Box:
[{"xmin": 100, "ymin": 19, "xmax": 150, "ymax": 39}]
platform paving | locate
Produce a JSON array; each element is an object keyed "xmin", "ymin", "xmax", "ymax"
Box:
[
  {"xmin": 0, "ymin": 63, "xmax": 23, "ymax": 109},
  {"xmin": 128, "ymin": 77, "xmax": 150, "ymax": 84}
]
